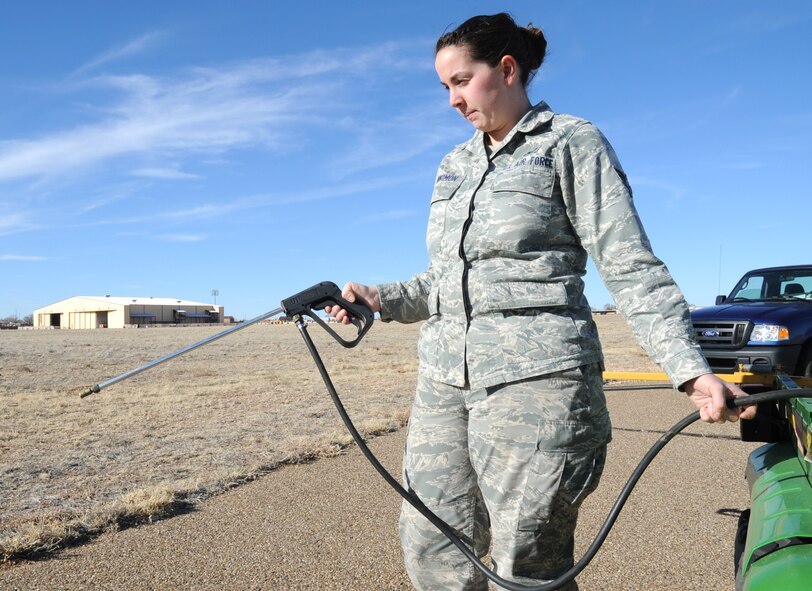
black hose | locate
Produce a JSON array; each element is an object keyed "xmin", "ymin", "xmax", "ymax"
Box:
[
  {"xmin": 296, "ymin": 320, "xmax": 812, "ymax": 590},
  {"xmin": 603, "ymin": 383, "xmax": 673, "ymax": 391}
]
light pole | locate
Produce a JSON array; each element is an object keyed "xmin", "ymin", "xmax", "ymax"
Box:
[{"xmin": 211, "ymin": 289, "xmax": 219, "ymax": 305}]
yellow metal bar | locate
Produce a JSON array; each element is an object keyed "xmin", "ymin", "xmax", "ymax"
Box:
[
  {"xmin": 602, "ymin": 370, "xmax": 812, "ymax": 388},
  {"xmin": 603, "ymin": 371, "xmax": 670, "ymax": 382}
]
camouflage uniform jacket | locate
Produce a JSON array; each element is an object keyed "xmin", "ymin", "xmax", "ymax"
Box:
[{"xmin": 377, "ymin": 102, "xmax": 710, "ymax": 390}]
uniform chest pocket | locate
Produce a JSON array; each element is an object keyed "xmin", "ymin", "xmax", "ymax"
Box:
[
  {"xmin": 472, "ymin": 168, "xmax": 556, "ymax": 252},
  {"xmin": 491, "ymin": 166, "xmax": 555, "ymax": 207}
]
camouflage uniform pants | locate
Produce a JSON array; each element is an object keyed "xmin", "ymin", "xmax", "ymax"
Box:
[{"xmin": 399, "ymin": 364, "xmax": 610, "ymax": 591}]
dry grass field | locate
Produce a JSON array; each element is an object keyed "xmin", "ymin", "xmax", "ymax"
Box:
[{"xmin": 0, "ymin": 314, "xmax": 657, "ymax": 563}]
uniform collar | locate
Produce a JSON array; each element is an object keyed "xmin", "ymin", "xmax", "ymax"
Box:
[
  {"xmin": 516, "ymin": 101, "xmax": 555, "ymax": 133},
  {"xmin": 464, "ymin": 101, "xmax": 555, "ymax": 159}
]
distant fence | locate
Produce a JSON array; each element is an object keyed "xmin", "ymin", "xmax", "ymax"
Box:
[{"xmin": 123, "ymin": 322, "xmax": 229, "ymax": 329}]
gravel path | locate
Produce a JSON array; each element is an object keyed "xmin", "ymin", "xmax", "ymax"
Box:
[{"xmin": 0, "ymin": 387, "xmax": 758, "ymax": 590}]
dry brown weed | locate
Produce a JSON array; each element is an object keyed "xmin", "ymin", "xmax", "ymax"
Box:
[{"xmin": 0, "ymin": 315, "xmax": 651, "ymax": 562}]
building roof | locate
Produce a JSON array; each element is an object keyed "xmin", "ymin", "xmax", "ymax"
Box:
[{"xmin": 76, "ymin": 296, "xmax": 216, "ymax": 307}]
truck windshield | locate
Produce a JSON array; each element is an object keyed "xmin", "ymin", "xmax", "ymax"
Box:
[{"xmin": 728, "ymin": 269, "xmax": 812, "ymax": 302}]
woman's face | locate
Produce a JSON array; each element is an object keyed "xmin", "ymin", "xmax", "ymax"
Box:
[{"xmin": 435, "ymin": 44, "xmax": 515, "ymax": 140}]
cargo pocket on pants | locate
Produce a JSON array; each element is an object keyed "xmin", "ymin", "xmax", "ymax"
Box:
[{"xmin": 517, "ymin": 445, "xmax": 605, "ymax": 532}]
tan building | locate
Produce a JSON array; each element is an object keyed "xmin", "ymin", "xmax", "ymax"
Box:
[{"xmin": 34, "ymin": 296, "xmax": 224, "ymax": 329}]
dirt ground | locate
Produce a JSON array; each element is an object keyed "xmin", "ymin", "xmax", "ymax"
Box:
[
  {"xmin": 1, "ymin": 314, "xmax": 663, "ymax": 563},
  {"xmin": 0, "ymin": 320, "xmax": 420, "ymax": 559}
]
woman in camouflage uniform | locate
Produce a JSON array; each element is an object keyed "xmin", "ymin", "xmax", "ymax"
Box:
[{"xmin": 328, "ymin": 13, "xmax": 754, "ymax": 591}]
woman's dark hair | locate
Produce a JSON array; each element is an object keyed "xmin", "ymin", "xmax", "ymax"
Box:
[{"xmin": 436, "ymin": 13, "xmax": 547, "ymax": 87}]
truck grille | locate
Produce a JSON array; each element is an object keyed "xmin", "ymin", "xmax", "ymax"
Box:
[{"xmin": 692, "ymin": 320, "xmax": 751, "ymax": 348}]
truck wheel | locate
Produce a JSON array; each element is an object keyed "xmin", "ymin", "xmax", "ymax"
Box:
[{"xmin": 796, "ymin": 344, "xmax": 812, "ymax": 377}]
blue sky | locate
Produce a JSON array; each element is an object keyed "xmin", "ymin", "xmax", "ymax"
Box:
[{"xmin": 2, "ymin": 1, "xmax": 810, "ymax": 320}]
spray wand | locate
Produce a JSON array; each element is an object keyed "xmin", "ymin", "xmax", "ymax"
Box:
[{"xmin": 81, "ymin": 281, "xmax": 373, "ymax": 398}]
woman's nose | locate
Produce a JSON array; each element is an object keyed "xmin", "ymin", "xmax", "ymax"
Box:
[{"xmin": 448, "ymin": 88, "xmax": 463, "ymax": 109}]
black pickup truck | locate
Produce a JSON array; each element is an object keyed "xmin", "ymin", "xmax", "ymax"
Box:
[{"xmin": 690, "ymin": 265, "xmax": 812, "ymax": 377}]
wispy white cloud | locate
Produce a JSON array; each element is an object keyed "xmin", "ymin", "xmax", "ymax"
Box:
[
  {"xmin": 356, "ymin": 209, "xmax": 418, "ymax": 224},
  {"xmin": 629, "ymin": 176, "xmax": 686, "ymax": 208},
  {"xmin": 721, "ymin": 86, "xmax": 741, "ymax": 106},
  {"xmin": 729, "ymin": 161, "xmax": 765, "ymax": 170},
  {"xmin": 73, "ymin": 31, "xmax": 166, "ymax": 75},
  {"xmin": 0, "ymin": 41, "xmax": 431, "ymax": 186},
  {"xmin": 600, "ymin": 87, "xmax": 744, "ymax": 146},
  {"xmin": 101, "ymin": 228, "xmax": 205, "ymax": 243},
  {"xmin": 260, "ymin": 171, "xmax": 425, "ymax": 206},
  {"xmin": 694, "ymin": 8, "xmax": 812, "ymax": 57},
  {"xmin": 156, "ymin": 233, "xmax": 205, "ymax": 242},
  {"xmin": 327, "ymin": 101, "xmax": 463, "ymax": 179},
  {"xmin": 131, "ymin": 167, "xmax": 201, "ymax": 180},
  {"xmin": 0, "ymin": 254, "xmax": 48, "ymax": 261},
  {"xmin": 0, "ymin": 37, "xmax": 442, "ymax": 253},
  {"xmin": 78, "ymin": 180, "xmax": 154, "ymax": 213},
  {"xmin": 86, "ymin": 199, "xmax": 255, "ymax": 227},
  {"xmin": 75, "ymin": 170, "xmax": 423, "ymax": 231},
  {"xmin": 729, "ymin": 10, "xmax": 812, "ymax": 34},
  {"xmin": 0, "ymin": 211, "xmax": 39, "ymax": 236},
  {"xmin": 0, "ymin": 87, "xmax": 303, "ymax": 182}
]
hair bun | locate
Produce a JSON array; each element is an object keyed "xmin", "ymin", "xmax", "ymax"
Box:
[{"xmin": 521, "ymin": 23, "xmax": 547, "ymax": 70}]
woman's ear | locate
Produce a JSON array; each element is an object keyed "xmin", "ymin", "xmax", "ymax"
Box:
[{"xmin": 500, "ymin": 55, "xmax": 520, "ymax": 86}]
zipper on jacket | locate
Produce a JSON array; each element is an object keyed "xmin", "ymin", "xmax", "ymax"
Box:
[{"xmin": 458, "ymin": 171, "xmax": 488, "ymax": 326}]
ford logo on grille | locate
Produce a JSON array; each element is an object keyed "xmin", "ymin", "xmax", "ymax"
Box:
[{"xmin": 702, "ymin": 329, "xmax": 721, "ymax": 337}]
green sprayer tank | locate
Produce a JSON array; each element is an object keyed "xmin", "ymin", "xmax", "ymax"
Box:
[{"xmin": 736, "ymin": 375, "xmax": 812, "ymax": 590}]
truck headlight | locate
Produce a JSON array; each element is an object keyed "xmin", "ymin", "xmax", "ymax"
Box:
[{"xmin": 749, "ymin": 324, "xmax": 790, "ymax": 343}]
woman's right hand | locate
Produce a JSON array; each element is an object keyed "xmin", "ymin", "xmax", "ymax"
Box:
[{"xmin": 326, "ymin": 282, "xmax": 381, "ymax": 324}]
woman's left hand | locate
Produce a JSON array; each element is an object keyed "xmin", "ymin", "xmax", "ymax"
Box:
[{"xmin": 682, "ymin": 373, "xmax": 758, "ymax": 423}]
